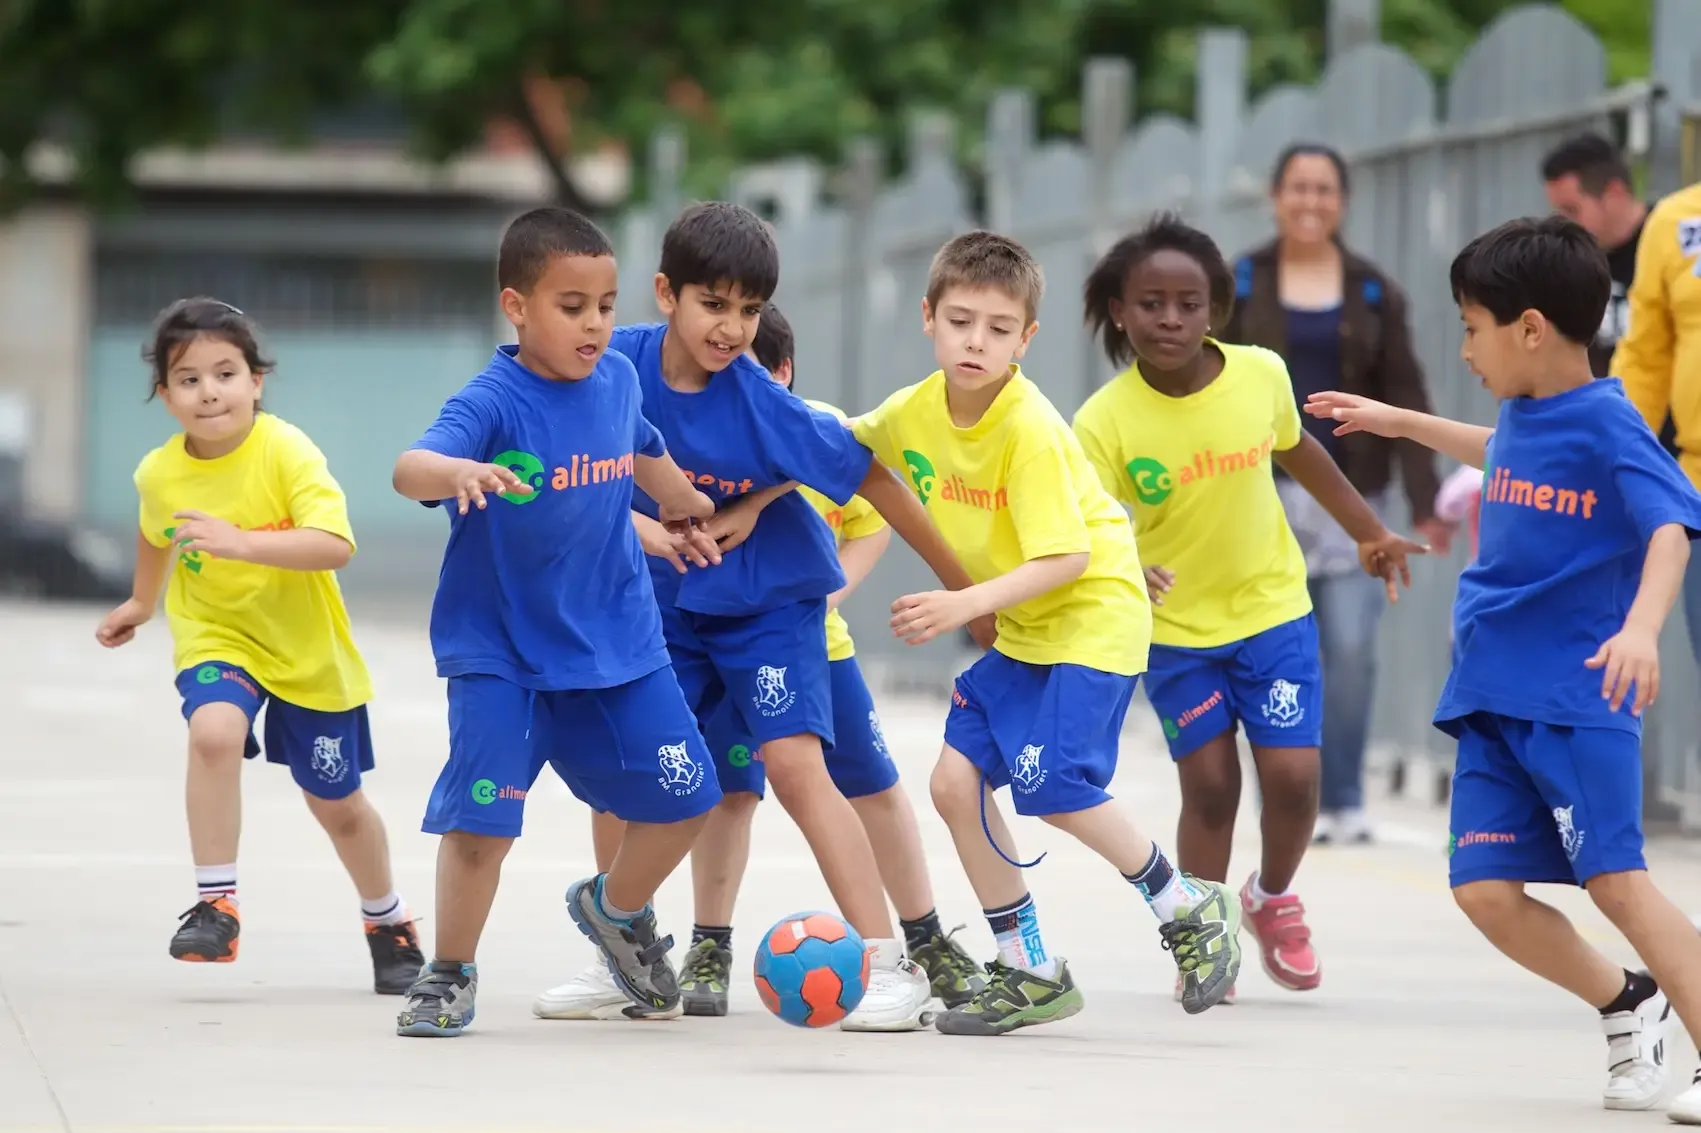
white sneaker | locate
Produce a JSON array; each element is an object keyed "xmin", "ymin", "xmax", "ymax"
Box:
[
  {"xmin": 1668, "ymin": 1071, "xmax": 1701, "ymax": 1124},
  {"xmin": 1336, "ymin": 809, "xmax": 1374, "ymax": 844},
  {"xmin": 1311, "ymin": 813, "xmax": 1337, "ymax": 845},
  {"xmin": 1602, "ymin": 988, "xmax": 1672, "ymax": 1110},
  {"xmin": 533, "ymin": 962, "xmax": 683, "ymax": 1021},
  {"xmin": 840, "ymin": 938, "xmax": 937, "ymax": 1032}
]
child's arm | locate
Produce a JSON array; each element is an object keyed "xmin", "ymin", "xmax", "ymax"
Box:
[
  {"xmin": 856, "ymin": 461, "xmax": 995, "ymax": 648},
  {"xmin": 1586, "ymin": 523, "xmax": 1690, "ymax": 716},
  {"xmin": 95, "ymin": 531, "xmax": 171, "ymax": 648},
  {"xmin": 633, "ymin": 509, "xmax": 721, "ymax": 574},
  {"xmin": 890, "ymin": 553, "xmax": 1086, "ymax": 645},
  {"xmin": 1305, "ymin": 391, "xmax": 1492, "ymax": 469},
  {"xmin": 700, "ymin": 480, "xmax": 799, "ymax": 552},
  {"xmin": 392, "ymin": 449, "xmax": 533, "ymax": 511},
  {"xmin": 1274, "ymin": 435, "xmax": 1428, "ymax": 600},
  {"xmin": 633, "ymin": 452, "xmax": 715, "ymax": 521},
  {"xmin": 168, "ymin": 510, "xmax": 352, "ymax": 571},
  {"xmin": 830, "ymin": 526, "xmax": 891, "ymax": 611}
]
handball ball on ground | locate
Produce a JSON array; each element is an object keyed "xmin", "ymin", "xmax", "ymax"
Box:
[{"xmin": 753, "ymin": 911, "xmax": 870, "ymax": 1027}]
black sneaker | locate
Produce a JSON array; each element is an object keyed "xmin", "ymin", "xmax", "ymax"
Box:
[
  {"xmin": 678, "ymin": 938, "xmax": 731, "ymax": 1016},
  {"xmin": 366, "ymin": 920, "xmax": 426, "ymax": 995},
  {"xmin": 907, "ymin": 924, "xmax": 986, "ymax": 1008},
  {"xmin": 169, "ymin": 898, "xmax": 240, "ymax": 963}
]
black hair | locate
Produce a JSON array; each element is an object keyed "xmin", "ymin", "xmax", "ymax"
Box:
[
  {"xmin": 1539, "ymin": 132, "xmax": 1631, "ymax": 196},
  {"xmin": 497, "ymin": 206, "xmax": 615, "ymax": 293},
  {"xmin": 1448, "ymin": 215, "xmax": 1610, "ymax": 345},
  {"xmin": 1082, "ymin": 212, "xmax": 1236, "ymax": 368},
  {"xmin": 751, "ymin": 303, "xmax": 795, "ymax": 378},
  {"xmin": 144, "ymin": 298, "xmax": 274, "ymax": 400},
  {"xmin": 1270, "ymin": 142, "xmax": 1350, "ymax": 196},
  {"xmin": 659, "ymin": 201, "xmax": 779, "ymax": 302}
]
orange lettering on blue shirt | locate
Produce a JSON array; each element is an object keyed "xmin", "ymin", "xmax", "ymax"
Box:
[
  {"xmin": 1483, "ymin": 466, "xmax": 1598, "ymax": 518},
  {"xmin": 676, "ymin": 466, "xmax": 755, "ymax": 497}
]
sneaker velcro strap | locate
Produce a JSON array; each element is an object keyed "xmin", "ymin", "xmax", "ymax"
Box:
[{"xmin": 636, "ymin": 934, "xmax": 674, "ymax": 966}]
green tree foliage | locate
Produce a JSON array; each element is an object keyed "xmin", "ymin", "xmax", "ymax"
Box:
[{"xmin": 0, "ymin": 0, "xmax": 1656, "ymax": 214}]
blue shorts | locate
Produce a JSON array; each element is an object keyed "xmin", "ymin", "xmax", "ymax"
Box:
[
  {"xmin": 1446, "ymin": 711, "xmax": 1645, "ymax": 887},
  {"xmin": 1145, "ymin": 614, "xmax": 1323, "ymax": 759},
  {"xmin": 664, "ymin": 599, "xmax": 835, "ymax": 750},
  {"xmin": 422, "ymin": 665, "xmax": 722, "ymax": 838},
  {"xmin": 175, "ymin": 662, "xmax": 373, "ymax": 801},
  {"xmin": 944, "ymin": 649, "xmax": 1138, "ymax": 818},
  {"xmin": 703, "ymin": 656, "xmax": 902, "ymax": 800}
]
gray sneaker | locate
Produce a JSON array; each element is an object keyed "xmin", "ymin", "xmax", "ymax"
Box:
[
  {"xmin": 678, "ymin": 937, "xmax": 732, "ymax": 1017},
  {"xmin": 396, "ymin": 960, "xmax": 477, "ymax": 1037},
  {"xmin": 565, "ymin": 875, "xmax": 679, "ymax": 1013}
]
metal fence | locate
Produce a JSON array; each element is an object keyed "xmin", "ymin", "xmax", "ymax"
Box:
[{"xmin": 611, "ymin": 1, "xmax": 1701, "ymax": 825}]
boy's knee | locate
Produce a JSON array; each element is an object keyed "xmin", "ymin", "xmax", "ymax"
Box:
[
  {"xmin": 715, "ymin": 791, "xmax": 762, "ymax": 821},
  {"xmin": 1257, "ymin": 757, "xmax": 1320, "ymax": 812},
  {"xmin": 1452, "ymin": 878, "xmax": 1525, "ymax": 931},
  {"xmin": 187, "ymin": 704, "xmax": 248, "ymax": 763},
  {"xmin": 1585, "ymin": 869, "xmax": 1650, "ymax": 924},
  {"xmin": 304, "ymin": 790, "xmax": 370, "ymax": 839},
  {"xmin": 1184, "ymin": 780, "xmax": 1239, "ymax": 830},
  {"xmin": 929, "ymin": 750, "xmax": 982, "ymax": 820},
  {"xmin": 442, "ymin": 830, "xmax": 513, "ymax": 870},
  {"xmin": 759, "ymin": 736, "xmax": 828, "ymax": 799}
]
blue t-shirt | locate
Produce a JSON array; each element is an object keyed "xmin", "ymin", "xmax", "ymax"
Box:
[
  {"xmin": 411, "ymin": 345, "xmax": 670, "ymax": 690},
  {"xmin": 611, "ymin": 323, "xmax": 874, "ymax": 617},
  {"xmin": 1434, "ymin": 378, "xmax": 1701, "ymax": 736},
  {"xmin": 1281, "ymin": 304, "xmax": 1345, "ymax": 471}
]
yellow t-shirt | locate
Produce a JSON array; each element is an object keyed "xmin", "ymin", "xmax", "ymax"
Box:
[
  {"xmin": 852, "ymin": 370, "xmax": 1150, "ymax": 676},
  {"xmin": 801, "ymin": 400, "xmax": 887, "ymax": 662},
  {"xmin": 1072, "ymin": 341, "xmax": 1311, "ymax": 649},
  {"xmin": 135, "ymin": 412, "xmax": 373, "ymax": 711}
]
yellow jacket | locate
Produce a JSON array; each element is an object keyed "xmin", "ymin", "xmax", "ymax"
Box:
[{"xmin": 1612, "ymin": 182, "xmax": 1701, "ymax": 485}]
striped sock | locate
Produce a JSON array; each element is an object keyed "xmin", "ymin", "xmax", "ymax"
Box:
[
  {"xmin": 195, "ymin": 863, "xmax": 237, "ymax": 907},
  {"xmin": 360, "ymin": 892, "xmax": 409, "ymax": 926},
  {"xmin": 984, "ymin": 893, "xmax": 1057, "ymax": 978}
]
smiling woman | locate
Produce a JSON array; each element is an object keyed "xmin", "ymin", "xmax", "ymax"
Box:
[{"xmin": 1219, "ymin": 143, "xmax": 1446, "ymax": 846}]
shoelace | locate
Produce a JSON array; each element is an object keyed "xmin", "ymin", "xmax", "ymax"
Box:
[
  {"xmin": 1158, "ymin": 920, "xmax": 1201, "ymax": 971},
  {"xmin": 684, "ymin": 943, "xmax": 726, "ymax": 982},
  {"xmin": 177, "ymin": 901, "xmax": 226, "ymax": 928},
  {"xmin": 934, "ymin": 925, "xmax": 981, "ymax": 980}
]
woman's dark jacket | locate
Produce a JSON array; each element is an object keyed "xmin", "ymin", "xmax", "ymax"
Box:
[{"xmin": 1220, "ymin": 239, "xmax": 1440, "ymax": 524}]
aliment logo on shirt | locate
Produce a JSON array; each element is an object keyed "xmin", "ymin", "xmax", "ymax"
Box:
[
  {"xmin": 491, "ymin": 447, "xmax": 636, "ymax": 506},
  {"xmin": 1124, "ymin": 435, "xmax": 1277, "ymax": 507},
  {"xmin": 901, "ymin": 449, "xmax": 1008, "ymax": 513},
  {"xmin": 903, "ymin": 450, "xmax": 937, "ymax": 504},
  {"xmin": 1482, "ymin": 464, "xmax": 1597, "ymax": 518}
]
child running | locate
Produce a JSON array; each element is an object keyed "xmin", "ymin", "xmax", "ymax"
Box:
[
  {"xmin": 95, "ymin": 298, "xmax": 424, "ymax": 993},
  {"xmin": 576, "ymin": 201, "xmax": 990, "ymax": 1032},
  {"xmin": 1072, "ymin": 214, "xmax": 1423, "ymax": 1002},
  {"xmin": 1307, "ymin": 215, "xmax": 1701, "ymax": 1122},
  {"xmin": 851, "ymin": 229, "xmax": 1242, "ymax": 1034},
  {"xmin": 390, "ymin": 206, "xmax": 721, "ymax": 1037}
]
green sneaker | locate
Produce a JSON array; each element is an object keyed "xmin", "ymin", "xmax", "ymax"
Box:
[
  {"xmin": 678, "ymin": 937, "xmax": 731, "ymax": 1017},
  {"xmin": 906, "ymin": 924, "xmax": 986, "ymax": 1008},
  {"xmin": 1160, "ymin": 876, "xmax": 1242, "ymax": 1014},
  {"xmin": 934, "ymin": 959, "xmax": 1083, "ymax": 1036}
]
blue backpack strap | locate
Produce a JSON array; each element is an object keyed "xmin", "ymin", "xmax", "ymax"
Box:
[
  {"xmin": 1362, "ymin": 276, "xmax": 1382, "ymax": 308},
  {"xmin": 1234, "ymin": 257, "xmax": 1254, "ymax": 300}
]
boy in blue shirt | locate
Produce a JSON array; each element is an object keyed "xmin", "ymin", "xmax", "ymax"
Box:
[
  {"xmin": 389, "ymin": 207, "xmax": 721, "ymax": 1038},
  {"xmin": 599, "ymin": 202, "xmax": 987, "ymax": 1031},
  {"xmin": 1307, "ymin": 215, "xmax": 1701, "ymax": 1122}
]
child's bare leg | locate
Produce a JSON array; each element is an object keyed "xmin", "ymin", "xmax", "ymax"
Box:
[
  {"xmin": 433, "ymin": 832, "xmax": 513, "ymax": 962},
  {"xmin": 303, "ymin": 789, "xmax": 396, "ymax": 903},
  {"xmin": 850, "ymin": 785, "xmax": 934, "ymax": 921},
  {"xmin": 1454, "ymin": 879, "xmax": 1624, "ymax": 1000},
  {"xmin": 761, "ymin": 734, "xmax": 892, "ymax": 938},
  {"xmin": 691, "ymin": 793, "xmax": 760, "ymax": 926},
  {"xmin": 1247, "ymin": 745, "xmax": 1319, "ymax": 893},
  {"xmin": 1590, "ymin": 871, "xmax": 1701, "ymax": 1037},
  {"xmin": 591, "ymin": 809, "xmax": 625, "ymax": 873},
  {"xmin": 185, "ymin": 703, "xmax": 247, "ymax": 875},
  {"xmin": 1173, "ymin": 733, "xmax": 1241, "ymax": 883}
]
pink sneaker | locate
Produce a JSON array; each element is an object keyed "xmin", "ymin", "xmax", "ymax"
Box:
[{"xmin": 1239, "ymin": 875, "xmax": 1321, "ymax": 991}]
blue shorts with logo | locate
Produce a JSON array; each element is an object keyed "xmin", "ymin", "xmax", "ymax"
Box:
[
  {"xmin": 1145, "ymin": 613, "xmax": 1323, "ymax": 759},
  {"xmin": 703, "ymin": 656, "xmax": 901, "ymax": 800},
  {"xmin": 663, "ymin": 599, "xmax": 835, "ymax": 751},
  {"xmin": 1445, "ymin": 711, "xmax": 1645, "ymax": 887},
  {"xmin": 944, "ymin": 649, "xmax": 1138, "ymax": 818},
  {"xmin": 175, "ymin": 661, "xmax": 373, "ymax": 801},
  {"xmin": 422, "ymin": 664, "xmax": 721, "ymax": 838}
]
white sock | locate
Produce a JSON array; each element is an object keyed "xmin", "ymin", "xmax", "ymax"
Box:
[
  {"xmin": 985, "ymin": 894, "xmax": 1059, "ymax": 979},
  {"xmin": 360, "ymin": 892, "xmax": 409, "ymax": 926},
  {"xmin": 195, "ymin": 863, "xmax": 237, "ymax": 906},
  {"xmin": 1125, "ymin": 844, "xmax": 1204, "ymax": 921},
  {"xmin": 1250, "ymin": 873, "xmax": 1291, "ymax": 904},
  {"xmin": 596, "ymin": 879, "xmax": 642, "ymax": 922}
]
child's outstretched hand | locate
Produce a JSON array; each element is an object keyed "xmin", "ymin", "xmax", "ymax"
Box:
[
  {"xmin": 1356, "ymin": 529, "xmax": 1429, "ymax": 602},
  {"xmin": 1144, "ymin": 565, "xmax": 1175, "ymax": 606},
  {"xmin": 699, "ymin": 497, "xmax": 761, "ymax": 552},
  {"xmin": 451, "ymin": 461, "xmax": 532, "ymax": 514},
  {"xmin": 891, "ymin": 589, "xmax": 981, "ymax": 646},
  {"xmin": 1305, "ymin": 392, "xmax": 1407, "ymax": 439},
  {"xmin": 96, "ymin": 597, "xmax": 151, "ymax": 648},
  {"xmin": 634, "ymin": 513, "xmax": 721, "ymax": 574},
  {"xmin": 1586, "ymin": 623, "xmax": 1661, "ymax": 715}
]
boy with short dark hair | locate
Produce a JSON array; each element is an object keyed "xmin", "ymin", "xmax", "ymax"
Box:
[
  {"xmin": 389, "ymin": 205, "xmax": 721, "ymax": 1037},
  {"xmin": 1307, "ymin": 215, "xmax": 1701, "ymax": 1121},
  {"xmin": 854, "ymin": 230, "xmax": 1244, "ymax": 1035},
  {"xmin": 581, "ymin": 201, "xmax": 987, "ymax": 1032}
]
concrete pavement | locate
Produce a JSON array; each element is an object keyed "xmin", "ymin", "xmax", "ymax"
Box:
[{"xmin": 4, "ymin": 598, "xmax": 1700, "ymax": 1133}]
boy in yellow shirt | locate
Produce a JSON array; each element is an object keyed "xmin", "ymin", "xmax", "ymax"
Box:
[
  {"xmin": 851, "ymin": 231, "xmax": 1242, "ymax": 1033},
  {"xmin": 95, "ymin": 298, "xmax": 422, "ymax": 994}
]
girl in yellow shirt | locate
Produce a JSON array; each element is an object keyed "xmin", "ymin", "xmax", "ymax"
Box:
[
  {"xmin": 1074, "ymin": 215, "xmax": 1423, "ymax": 1002},
  {"xmin": 94, "ymin": 298, "xmax": 421, "ymax": 994}
]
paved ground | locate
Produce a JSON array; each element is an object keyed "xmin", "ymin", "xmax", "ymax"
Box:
[{"xmin": 5, "ymin": 598, "xmax": 1701, "ymax": 1133}]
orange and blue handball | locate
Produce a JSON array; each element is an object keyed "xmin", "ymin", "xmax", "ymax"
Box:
[{"xmin": 754, "ymin": 911, "xmax": 870, "ymax": 1027}]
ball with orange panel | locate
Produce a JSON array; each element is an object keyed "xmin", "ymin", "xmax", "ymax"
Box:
[{"xmin": 753, "ymin": 911, "xmax": 871, "ymax": 1027}]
